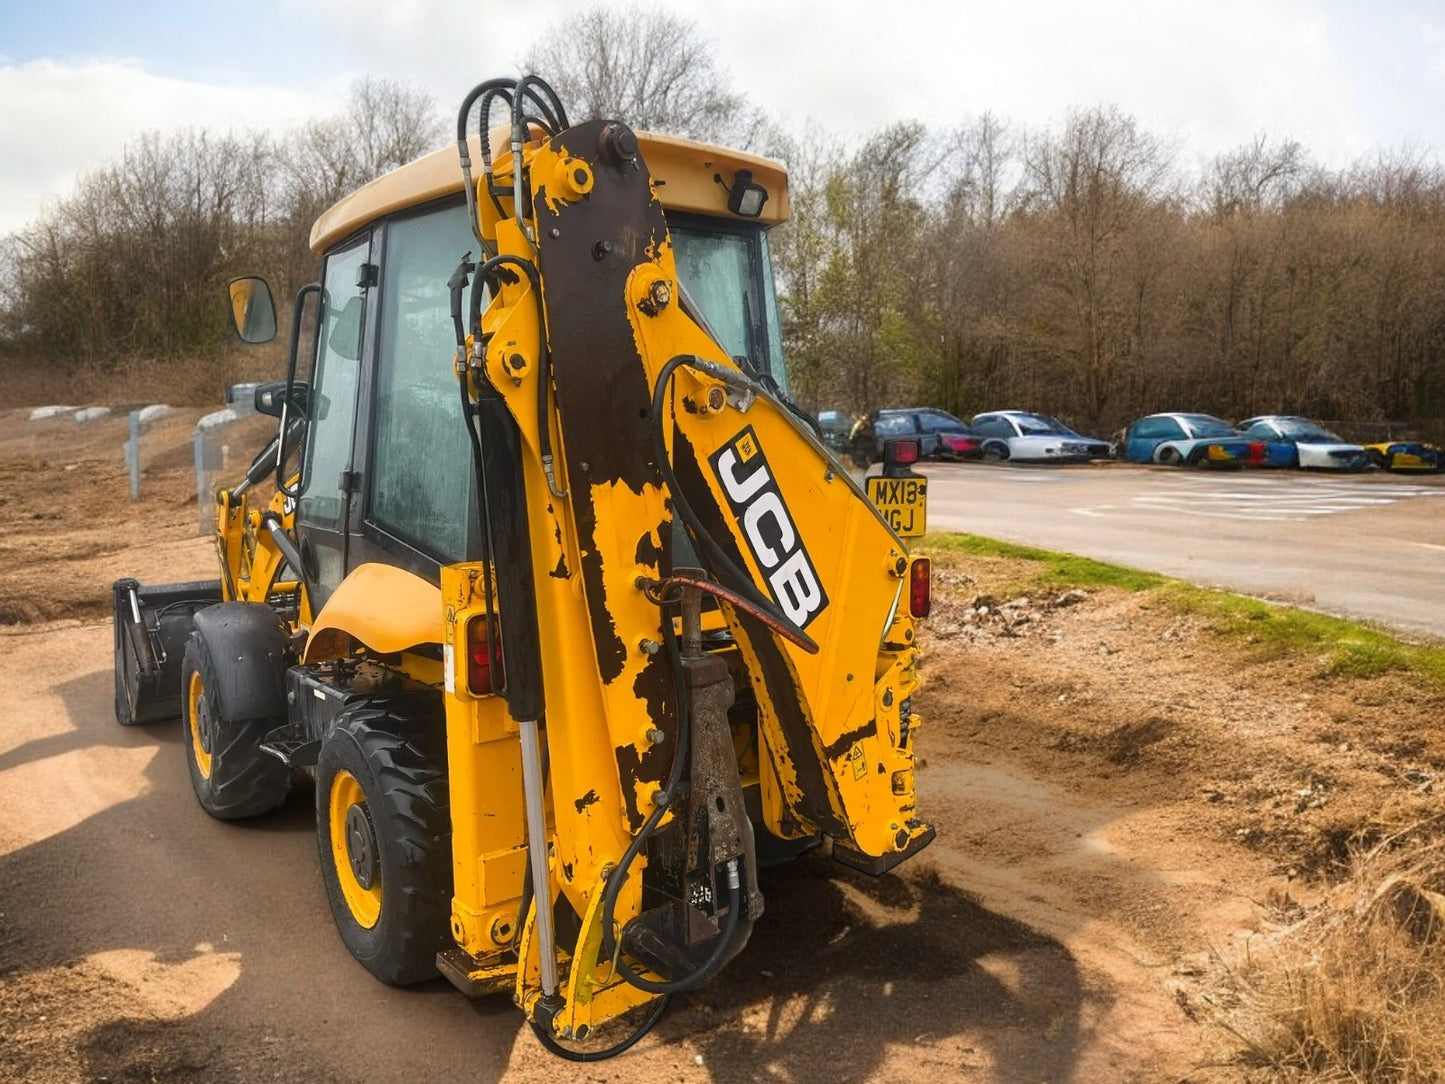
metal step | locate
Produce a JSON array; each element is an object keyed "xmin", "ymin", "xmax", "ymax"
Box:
[{"xmin": 257, "ymin": 738, "xmax": 320, "ymax": 768}]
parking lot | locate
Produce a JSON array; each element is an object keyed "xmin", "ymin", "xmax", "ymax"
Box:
[{"xmin": 919, "ymin": 462, "xmax": 1445, "ymax": 638}]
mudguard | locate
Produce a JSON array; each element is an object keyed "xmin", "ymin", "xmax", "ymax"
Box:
[{"xmin": 189, "ymin": 602, "xmax": 293, "ymax": 723}]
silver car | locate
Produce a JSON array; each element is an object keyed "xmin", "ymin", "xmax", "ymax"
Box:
[{"xmin": 970, "ymin": 410, "xmax": 1111, "ymax": 462}]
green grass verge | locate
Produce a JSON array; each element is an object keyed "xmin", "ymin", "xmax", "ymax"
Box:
[
  {"xmin": 924, "ymin": 533, "xmax": 1170, "ymax": 593},
  {"xmin": 922, "ymin": 532, "xmax": 1445, "ymax": 687}
]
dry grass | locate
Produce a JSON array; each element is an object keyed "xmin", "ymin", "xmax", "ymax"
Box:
[
  {"xmin": 1223, "ymin": 825, "xmax": 1445, "ymax": 1081},
  {"xmin": 0, "ymin": 344, "xmax": 287, "ymax": 410}
]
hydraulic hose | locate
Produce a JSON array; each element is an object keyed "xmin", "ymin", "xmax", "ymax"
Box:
[
  {"xmin": 648, "ymin": 354, "xmax": 818, "ymax": 654},
  {"xmin": 529, "ymin": 992, "xmax": 669, "ymax": 1062},
  {"xmin": 456, "ymin": 79, "xmax": 514, "ymax": 251},
  {"xmin": 470, "ymin": 252, "xmax": 565, "ymax": 498},
  {"xmin": 598, "ymin": 608, "xmax": 692, "ymax": 960},
  {"xmin": 597, "ymin": 609, "xmax": 749, "ymax": 996},
  {"xmin": 609, "ymin": 873, "xmax": 743, "ymax": 996}
]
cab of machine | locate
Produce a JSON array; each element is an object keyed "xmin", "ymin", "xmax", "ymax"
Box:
[{"xmin": 265, "ymin": 131, "xmax": 793, "ymax": 607}]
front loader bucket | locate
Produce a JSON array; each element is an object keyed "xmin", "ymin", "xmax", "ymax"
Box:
[{"xmin": 112, "ymin": 578, "xmax": 223, "ymax": 725}]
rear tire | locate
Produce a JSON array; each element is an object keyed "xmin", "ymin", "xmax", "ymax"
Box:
[
  {"xmin": 983, "ymin": 442, "xmax": 1009, "ymax": 462},
  {"xmin": 315, "ymin": 698, "xmax": 452, "ymax": 986},
  {"xmin": 1158, "ymin": 446, "xmax": 1182, "ymax": 466},
  {"xmin": 181, "ymin": 624, "xmax": 292, "ymax": 819}
]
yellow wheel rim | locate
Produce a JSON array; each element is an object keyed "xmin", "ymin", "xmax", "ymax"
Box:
[
  {"xmin": 329, "ymin": 769, "xmax": 382, "ymax": 929},
  {"xmin": 186, "ymin": 670, "xmax": 212, "ymax": 780}
]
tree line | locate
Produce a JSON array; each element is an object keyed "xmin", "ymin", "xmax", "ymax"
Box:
[
  {"xmin": 3, "ymin": 10, "xmax": 1443, "ymax": 438},
  {"xmin": 0, "ymin": 78, "xmax": 443, "ymax": 378},
  {"xmin": 777, "ymin": 113, "xmax": 1445, "ymax": 436}
]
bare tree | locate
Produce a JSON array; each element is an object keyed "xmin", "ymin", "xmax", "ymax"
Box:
[
  {"xmin": 523, "ymin": 5, "xmax": 758, "ymax": 145},
  {"xmin": 1021, "ymin": 106, "xmax": 1175, "ymax": 426},
  {"xmin": 1208, "ymin": 136, "xmax": 1306, "ymax": 217},
  {"xmin": 280, "ymin": 77, "xmax": 444, "ymax": 214}
]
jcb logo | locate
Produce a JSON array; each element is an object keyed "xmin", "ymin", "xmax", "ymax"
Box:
[{"xmin": 709, "ymin": 426, "xmax": 829, "ymax": 628}]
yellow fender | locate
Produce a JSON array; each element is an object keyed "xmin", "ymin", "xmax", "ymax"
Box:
[{"xmin": 304, "ymin": 563, "xmax": 443, "ymax": 663}]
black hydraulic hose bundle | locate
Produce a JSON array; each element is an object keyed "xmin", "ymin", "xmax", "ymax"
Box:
[
  {"xmin": 455, "ymin": 79, "xmax": 513, "ymax": 250},
  {"xmin": 465, "ymin": 252, "xmax": 563, "ymax": 498},
  {"xmin": 455, "ymin": 76, "xmax": 568, "ymax": 244}
]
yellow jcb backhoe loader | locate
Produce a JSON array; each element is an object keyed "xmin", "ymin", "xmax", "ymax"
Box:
[{"xmin": 112, "ymin": 74, "xmax": 934, "ymax": 1058}]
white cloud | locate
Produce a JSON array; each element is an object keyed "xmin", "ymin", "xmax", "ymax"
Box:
[
  {"xmin": 6, "ymin": 0, "xmax": 1445, "ymax": 237},
  {"xmin": 0, "ymin": 59, "xmax": 339, "ymax": 235}
]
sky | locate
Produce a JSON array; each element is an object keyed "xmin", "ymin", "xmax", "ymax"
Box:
[{"xmin": 3, "ymin": 0, "xmax": 1445, "ymax": 235}]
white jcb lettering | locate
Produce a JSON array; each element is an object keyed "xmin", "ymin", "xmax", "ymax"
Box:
[
  {"xmin": 742, "ymin": 491, "xmax": 795, "ymax": 569},
  {"xmin": 768, "ymin": 549, "xmax": 824, "ymax": 625},
  {"xmin": 716, "ymin": 447, "xmax": 770, "ymax": 504}
]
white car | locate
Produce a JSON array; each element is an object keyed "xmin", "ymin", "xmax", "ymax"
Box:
[
  {"xmin": 969, "ymin": 411, "xmax": 1111, "ymax": 462},
  {"xmin": 1237, "ymin": 416, "xmax": 1368, "ymax": 470}
]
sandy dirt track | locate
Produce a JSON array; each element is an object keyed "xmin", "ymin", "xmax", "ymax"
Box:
[{"xmin": 3, "ymin": 408, "xmax": 1443, "ymax": 1082}]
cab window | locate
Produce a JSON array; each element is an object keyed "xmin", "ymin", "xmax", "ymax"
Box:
[
  {"xmin": 368, "ymin": 201, "xmax": 475, "ymax": 563},
  {"xmin": 301, "ymin": 239, "xmax": 368, "ymax": 526},
  {"xmin": 874, "ymin": 414, "xmax": 912, "ymax": 437},
  {"xmin": 669, "ymin": 217, "xmax": 790, "ymax": 393},
  {"xmin": 972, "ymin": 416, "xmax": 1014, "ymax": 439}
]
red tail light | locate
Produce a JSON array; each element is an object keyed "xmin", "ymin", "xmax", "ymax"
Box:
[
  {"xmin": 884, "ymin": 438, "xmax": 919, "ymax": 466},
  {"xmin": 466, "ymin": 614, "xmax": 504, "ymax": 695},
  {"xmin": 909, "ymin": 557, "xmax": 931, "ymax": 618}
]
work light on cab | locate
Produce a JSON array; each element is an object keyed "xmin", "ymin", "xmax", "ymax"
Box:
[{"xmin": 727, "ymin": 169, "xmax": 770, "ymax": 218}]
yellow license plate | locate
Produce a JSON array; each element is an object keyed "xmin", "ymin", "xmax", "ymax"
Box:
[{"xmin": 866, "ymin": 475, "xmax": 928, "ymax": 539}]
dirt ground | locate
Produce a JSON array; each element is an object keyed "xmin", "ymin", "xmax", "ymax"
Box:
[{"xmin": 2, "ymin": 406, "xmax": 1442, "ymax": 1082}]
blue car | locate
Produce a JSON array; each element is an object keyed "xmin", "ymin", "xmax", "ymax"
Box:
[
  {"xmin": 1237, "ymin": 416, "xmax": 1368, "ymax": 470},
  {"xmin": 1120, "ymin": 413, "xmax": 1259, "ymax": 467}
]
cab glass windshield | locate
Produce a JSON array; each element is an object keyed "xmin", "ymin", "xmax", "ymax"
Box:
[{"xmin": 669, "ymin": 217, "xmax": 790, "ymax": 394}]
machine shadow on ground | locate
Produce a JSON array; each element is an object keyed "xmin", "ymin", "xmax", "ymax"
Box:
[{"xmin": 664, "ymin": 852, "xmax": 1084, "ymax": 1081}]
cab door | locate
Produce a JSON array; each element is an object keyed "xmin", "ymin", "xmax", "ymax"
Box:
[{"xmin": 297, "ymin": 234, "xmax": 372, "ymax": 612}]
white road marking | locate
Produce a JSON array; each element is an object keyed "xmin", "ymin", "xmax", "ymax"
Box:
[{"xmin": 1070, "ymin": 476, "xmax": 1443, "ymax": 522}]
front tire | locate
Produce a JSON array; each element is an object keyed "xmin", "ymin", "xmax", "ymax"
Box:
[
  {"xmin": 315, "ymin": 699, "xmax": 452, "ymax": 986},
  {"xmin": 181, "ymin": 619, "xmax": 292, "ymax": 819}
]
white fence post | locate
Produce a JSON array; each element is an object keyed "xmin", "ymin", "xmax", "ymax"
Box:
[
  {"xmin": 194, "ymin": 429, "xmax": 209, "ymax": 535},
  {"xmin": 126, "ymin": 411, "xmax": 141, "ymax": 500}
]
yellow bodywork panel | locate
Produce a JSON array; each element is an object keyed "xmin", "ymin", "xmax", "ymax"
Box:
[
  {"xmin": 310, "ymin": 127, "xmax": 789, "ymax": 253},
  {"xmin": 304, "ymin": 563, "xmax": 444, "ymax": 663}
]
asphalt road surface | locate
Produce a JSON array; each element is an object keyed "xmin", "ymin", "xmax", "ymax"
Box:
[{"xmin": 918, "ymin": 462, "xmax": 1445, "ymax": 639}]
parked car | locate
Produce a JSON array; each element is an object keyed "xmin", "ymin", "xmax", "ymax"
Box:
[
  {"xmin": 847, "ymin": 408, "xmax": 983, "ymax": 466},
  {"xmin": 1236, "ymin": 416, "xmax": 1367, "ymax": 470},
  {"xmin": 968, "ymin": 410, "xmax": 1112, "ymax": 462},
  {"xmin": 816, "ymin": 408, "xmax": 853, "ymax": 455},
  {"xmin": 1119, "ymin": 413, "xmax": 1259, "ymax": 467},
  {"xmin": 1362, "ymin": 439, "xmax": 1443, "ymax": 472}
]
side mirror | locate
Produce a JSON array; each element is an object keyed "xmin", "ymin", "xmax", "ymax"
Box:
[
  {"xmin": 254, "ymin": 380, "xmax": 311, "ymax": 419},
  {"xmin": 228, "ymin": 276, "xmax": 277, "ymax": 343}
]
